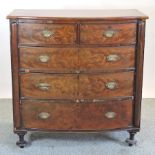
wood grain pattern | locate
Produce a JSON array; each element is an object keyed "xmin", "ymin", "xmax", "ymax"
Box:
[
  {"xmin": 79, "ymin": 46, "xmax": 135, "ymax": 70},
  {"xmin": 20, "ymin": 74, "xmax": 78, "ymax": 99},
  {"xmin": 18, "ymin": 23, "xmax": 77, "ymax": 45},
  {"xmin": 10, "ymin": 21, "xmax": 21, "ymax": 128},
  {"xmin": 20, "ymin": 71, "xmax": 134, "ymax": 99},
  {"xmin": 80, "ymin": 23, "xmax": 136, "ymax": 45},
  {"xmin": 79, "ymin": 72, "xmax": 134, "ymax": 99},
  {"xmin": 7, "ymin": 10, "xmax": 148, "ymax": 147},
  {"xmin": 19, "ymin": 47, "xmax": 78, "ymax": 71},
  {"xmin": 22, "ymin": 99, "xmax": 133, "ymax": 130},
  {"xmin": 20, "ymin": 46, "xmax": 135, "ymax": 72}
]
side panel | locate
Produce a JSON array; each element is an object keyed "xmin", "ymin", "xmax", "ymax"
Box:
[
  {"xmin": 134, "ymin": 20, "xmax": 146, "ymax": 128},
  {"xmin": 10, "ymin": 20, "xmax": 21, "ymax": 129}
]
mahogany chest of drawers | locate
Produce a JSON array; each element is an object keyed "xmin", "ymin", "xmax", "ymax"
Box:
[{"xmin": 7, "ymin": 10, "xmax": 148, "ymax": 148}]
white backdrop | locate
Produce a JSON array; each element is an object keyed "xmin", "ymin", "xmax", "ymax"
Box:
[{"xmin": 0, "ymin": 0, "xmax": 154, "ymax": 98}]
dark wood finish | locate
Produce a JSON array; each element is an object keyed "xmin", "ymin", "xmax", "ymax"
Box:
[
  {"xmin": 20, "ymin": 46, "xmax": 135, "ymax": 73},
  {"xmin": 16, "ymin": 131, "xmax": 27, "ymax": 148},
  {"xmin": 22, "ymin": 100, "xmax": 133, "ymax": 130},
  {"xmin": 126, "ymin": 130, "xmax": 137, "ymax": 146},
  {"xmin": 80, "ymin": 23, "xmax": 136, "ymax": 45},
  {"xmin": 19, "ymin": 47, "xmax": 78, "ymax": 72},
  {"xmin": 79, "ymin": 46, "xmax": 135, "ymax": 70},
  {"xmin": 79, "ymin": 72, "xmax": 134, "ymax": 98},
  {"xmin": 134, "ymin": 20, "xmax": 146, "ymax": 128},
  {"xmin": 20, "ymin": 72, "xmax": 134, "ymax": 99},
  {"xmin": 10, "ymin": 22, "xmax": 21, "ymax": 129},
  {"xmin": 18, "ymin": 23, "xmax": 77, "ymax": 45},
  {"xmin": 20, "ymin": 74, "xmax": 78, "ymax": 99},
  {"xmin": 7, "ymin": 10, "xmax": 148, "ymax": 147}
]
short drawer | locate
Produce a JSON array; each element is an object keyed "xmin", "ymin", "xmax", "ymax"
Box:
[
  {"xmin": 19, "ymin": 47, "xmax": 78, "ymax": 72},
  {"xmin": 22, "ymin": 100, "xmax": 133, "ymax": 130},
  {"xmin": 79, "ymin": 46, "xmax": 135, "ymax": 71},
  {"xmin": 79, "ymin": 72, "xmax": 134, "ymax": 99},
  {"xmin": 18, "ymin": 23, "xmax": 77, "ymax": 45},
  {"xmin": 80, "ymin": 23, "xmax": 136, "ymax": 45},
  {"xmin": 20, "ymin": 74, "xmax": 78, "ymax": 99}
]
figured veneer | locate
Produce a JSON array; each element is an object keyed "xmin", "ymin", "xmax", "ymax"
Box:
[
  {"xmin": 7, "ymin": 9, "xmax": 148, "ymax": 148},
  {"xmin": 18, "ymin": 23, "xmax": 77, "ymax": 45},
  {"xmin": 80, "ymin": 23, "xmax": 136, "ymax": 45},
  {"xmin": 22, "ymin": 100, "xmax": 133, "ymax": 130},
  {"xmin": 20, "ymin": 47, "xmax": 78, "ymax": 72},
  {"xmin": 79, "ymin": 46, "xmax": 135, "ymax": 70},
  {"xmin": 79, "ymin": 72, "xmax": 134, "ymax": 99},
  {"xmin": 20, "ymin": 74, "xmax": 78, "ymax": 99}
]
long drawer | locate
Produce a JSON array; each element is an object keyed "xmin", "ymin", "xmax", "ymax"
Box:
[
  {"xmin": 22, "ymin": 99, "xmax": 133, "ymax": 130},
  {"xmin": 20, "ymin": 72, "xmax": 134, "ymax": 99},
  {"xmin": 19, "ymin": 46, "xmax": 135, "ymax": 72}
]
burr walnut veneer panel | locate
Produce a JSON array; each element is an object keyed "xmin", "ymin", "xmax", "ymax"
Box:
[{"xmin": 7, "ymin": 9, "xmax": 148, "ymax": 147}]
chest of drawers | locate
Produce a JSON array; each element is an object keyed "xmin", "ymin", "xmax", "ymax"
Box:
[{"xmin": 7, "ymin": 9, "xmax": 148, "ymax": 148}]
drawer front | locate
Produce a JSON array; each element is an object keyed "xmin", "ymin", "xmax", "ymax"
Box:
[
  {"xmin": 79, "ymin": 46, "xmax": 135, "ymax": 70},
  {"xmin": 20, "ymin": 47, "xmax": 78, "ymax": 72},
  {"xmin": 22, "ymin": 100, "xmax": 133, "ymax": 130},
  {"xmin": 80, "ymin": 23, "xmax": 136, "ymax": 45},
  {"xmin": 79, "ymin": 72, "xmax": 134, "ymax": 99},
  {"xmin": 18, "ymin": 23, "xmax": 77, "ymax": 45},
  {"xmin": 20, "ymin": 74, "xmax": 78, "ymax": 99}
]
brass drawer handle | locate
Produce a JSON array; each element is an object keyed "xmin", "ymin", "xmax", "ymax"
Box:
[
  {"xmin": 105, "ymin": 81, "xmax": 117, "ymax": 90},
  {"xmin": 105, "ymin": 112, "xmax": 116, "ymax": 119},
  {"xmin": 39, "ymin": 55, "xmax": 50, "ymax": 63},
  {"xmin": 38, "ymin": 112, "xmax": 50, "ymax": 120},
  {"xmin": 76, "ymin": 99, "xmax": 80, "ymax": 103},
  {"xmin": 42, "ymin": 29, "xmax": 54, "ymax": 38},
  {"xmin": 106, "ymin": 54, "xmax": 120, "ymax": 62},
  {"xmin": 76, "ymin": 70, "xmax": 80, "ymax": 74},
  {"xmin": 103, "ymin": 30, "xmax": 115, "ymax": 38},
  {"xmin": 36, "ymin": 83, "xmax": 51, "ymax": 91}
]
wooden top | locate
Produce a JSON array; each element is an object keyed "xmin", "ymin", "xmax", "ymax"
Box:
[{"xmin": 7, "ymin": 9, "xmax": 148, "ymax": 20}]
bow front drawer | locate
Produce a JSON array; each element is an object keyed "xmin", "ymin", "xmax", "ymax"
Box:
[
  {"xmin": 18, "ymin": 23, "xmax": 77, "ymax": 45},
  {"xmin": 22, "ymin": 99, "xmax": 133, "ymax": 130},
  {"xmin": 80, "ymin": 23, "xmax": 137, "ymax": 45}
]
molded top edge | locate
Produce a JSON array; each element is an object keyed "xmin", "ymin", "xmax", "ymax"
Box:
[{"xmin": 7, "ymin": 9, "xmax": 149, "ymax": 20}]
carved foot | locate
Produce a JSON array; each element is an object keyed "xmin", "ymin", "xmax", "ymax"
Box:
[
  {"xmin": 126, "ymin": 130, "xmax": 137, "ymax": 146},
  {"xmin": 16, "ymin": 131, "xmax": 28, "ymax": 148}
]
